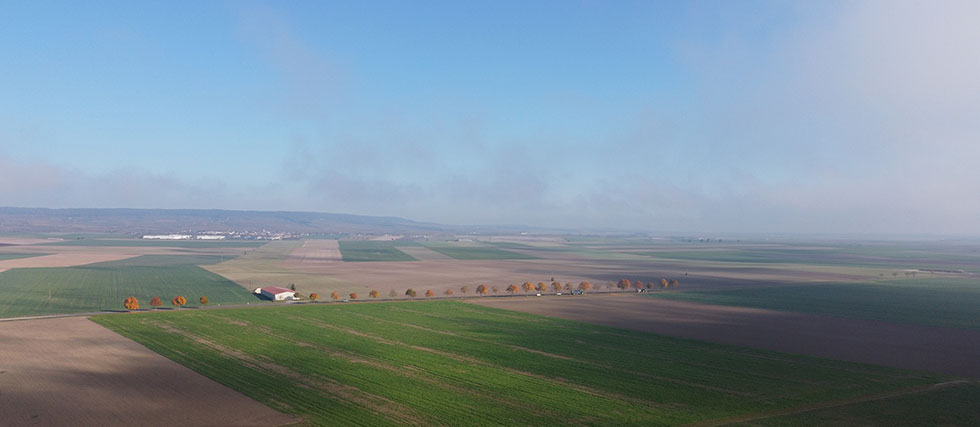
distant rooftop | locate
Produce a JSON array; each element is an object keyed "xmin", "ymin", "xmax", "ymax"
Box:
[{"xmin": 261, "ymin": 286, "xmax": 294, "ymax": 295}]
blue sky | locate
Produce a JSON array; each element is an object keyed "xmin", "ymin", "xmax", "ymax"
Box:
[{"xmin": 2, "ymin": 1, "xmax": 978, "ymax": 234}]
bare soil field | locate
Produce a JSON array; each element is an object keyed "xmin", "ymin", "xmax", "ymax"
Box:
[
  {"xmin": 277, "ymin": 257, "xmax": 870, "ymax": 294},
  {"xmin": 0, "ymin": 252, "xmax": 140, "ymax": 272},
  {"xmin": 469, "ymin": 294, "xmax": 980, "ymax": 379},
  {"xmin": 0, "ymin": 317, "xmax": 295, "ymax": 426},
  {"xmin": 397, "ymin": 246, "xmax": 454, "ymax": 260},
  {"xmin": 0, "ymin": 237, "xmax": 64, "ymax": 245},
  {"xmin": 0, "ymin": 243, "xmax": 254, "ymax": 274},
  {"xmin": 209, "ymin": 242, "xmax": 880, "ymax": 301},
  {"xmin": 281, "ymin": 239, "xmax": 343, "ymax": 267}
]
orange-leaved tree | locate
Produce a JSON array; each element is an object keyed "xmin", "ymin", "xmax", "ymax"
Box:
[
  {"xmin": 149, "ymin": 296, "xmax": 163, "ymax": 309},
  {"xmin": 507, "ymin": 284, "xmax": 519, "ymax": 294},
  {"xmin": 661, "ymin": 278, "xmax": 669, "ymax": 288},
  {"xmin": 199, "ymin": 296, "xmax": 209, "ymax": 305},
  {"xmin": 551, "ymin": 282, "xmax": 561, "ymax": 292},
  {"xmin": 369, "ymin": 290, "xmax": 379, "ymax": 298},
  {"xmin": 349, "ymin": 292, "xmax": 358, "ymax": 300},
  {"xmin": 634, "ymin": 281, "xmax": 644, "ymax": 290},
  {"xmin": 124, "ymin": 297, "xmax": 139, "ymax": 311},
  {"xmin": 331, "ymin": 291, "xmax": 339, "ymax": 300},
  {"xmin": 476, "ymin": 284, "xmax": 488, "ymax": 295},
  {"xmin": 460, "ymin": 286, "xmax": 468, "ymax": 294},
  {"xmin": 445, "ymin": 289, "xmax": 454, "ymax": 296},
  {"xmin": 579, "ymin": 281, "xmax": 591, "ymax": 291},
  {"xmin": 172, "ymin": 296, "xmax": 186, "ymax": 309},
  {"xmin": 310, "ymin": 293, "xmax": 319, "ymax": 301},
  {"xmin": 536, "ymin": 282, "xmax": 547, "ymax": 292},
  {"xmin": 522, "ymin": 282, "xmax": 534, "ymax": 292},
  {"xmin": 425, "ymin": 289, "xmax": 434, "ymax": 298},
  {"xmin": 617, "ymin": 279, "xmax": 631, "ymax": 290}
]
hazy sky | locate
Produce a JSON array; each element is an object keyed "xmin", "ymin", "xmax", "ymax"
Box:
[{"xmin": 2, "ymin": 1, "xmax": 978, "ymax": 234}]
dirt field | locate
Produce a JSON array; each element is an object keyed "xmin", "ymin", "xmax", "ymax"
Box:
[
  {"xmin": 0, "ymin": 252, "xmax": 140, "ymax": 271},
  {"xmin": 396, "ymin": 246, "xmax": 454, "ymax": 260},
  {"xmin": 0, "ymin": 237, "xmax": 64, "ymax": 245},
  {"xmin": 469, "ymin": 295, "xmax": 980, "ymax": 379},
  {"xmin": 0, "ymin": 243, "xmax": 254, "ymax": 274},
  {"xmin": 281, "ymin": 239, "xmax": 343, "ymax": 266},
  {"xmin": 277, "ymin": 256, "xmax": 870, "ymax": 295},
  {"xmin": 0, "ymin": 317, "xmax": 295, "ymax": 426}
]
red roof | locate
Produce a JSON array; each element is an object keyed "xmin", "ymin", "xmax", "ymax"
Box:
[{"xmin": 261, "ymin": 286, "xmax": 295, "ymax": 295}]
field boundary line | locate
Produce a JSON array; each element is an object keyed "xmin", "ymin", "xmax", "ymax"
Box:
[{"xmin": 687, "ymin": 380, "xmax": 976, "ymax": 427}]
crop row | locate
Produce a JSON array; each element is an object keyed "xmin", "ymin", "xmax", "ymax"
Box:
[{"xmin": 94, "ymin": 301, "xmax": 938, "ymax": 425}]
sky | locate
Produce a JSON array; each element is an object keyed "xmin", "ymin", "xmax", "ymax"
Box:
[{"xmin": 1, "ymin": 0, "xmax": 978, "ymax": 234}]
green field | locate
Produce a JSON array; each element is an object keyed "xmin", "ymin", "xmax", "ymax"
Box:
[
  {"xmin": 738, "ymin": 381, "xmax": 980, "ymax": 426},
  {"xmin": 488, "ymin": 241, "xmax": 657, "ymax": 261},
  {"xmin": 92, "ymin": 301, "xmax": 947, "ymax": 426},
  {"xmin": 42, "ymin": 239, "xmax": 267, "ymax": 248},
  {"xmin": 86, "ymin": 254, "xmax": 233, "ymax": 267},
  {"xmin": 423, "ymin": 243, "xmax": 537, "ymax": 260},
  {"xmin": 650, "ymin": 278, "xmax": 980, "ymax": 330},
  {"xmin": 0, "ymin": 253, "xmax": 48, "ymax": 261},
  {"xmin": 632, "ymin": 245, "xmax": 980, "ymax": 272},
  {"xmin": 0, "ymin": 255, "xmax": 260, "ymax": 318},
  {"xmin": 338, "ymin": 240, "xmax": 418, "ymax": 262}
]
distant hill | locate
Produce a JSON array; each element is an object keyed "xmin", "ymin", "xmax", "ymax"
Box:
[{"xmin": 0, "ymin": 207, "xmax": 446, "ymax": 234}]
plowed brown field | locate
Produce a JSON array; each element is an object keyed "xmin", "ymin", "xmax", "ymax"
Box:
[{"xmin": 469, "ymin": 294, "xmax": 980, "ymax": 378}]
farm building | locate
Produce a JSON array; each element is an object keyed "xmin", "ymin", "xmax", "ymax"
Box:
[{"xmin": 255, "ymin": 286, "xmax": 297, "ymax": 301}]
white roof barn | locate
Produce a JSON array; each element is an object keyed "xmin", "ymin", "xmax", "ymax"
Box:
[{"xmin": 257, "ymin": 286, "xmax": 297, "ymax": 301}]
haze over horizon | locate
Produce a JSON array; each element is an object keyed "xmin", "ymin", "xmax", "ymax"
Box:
[{"xmin": 2, "ymin": 1, "xmax": 978, "ymax": 235}]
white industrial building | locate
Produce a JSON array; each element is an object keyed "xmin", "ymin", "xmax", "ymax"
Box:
[
  {"xmin": 142, "ymin": 234, "xmax": 192, "ymax": 240},
  {"xmin": 255, "ymin": 286, "xmax": 297, "ymax": 301}
]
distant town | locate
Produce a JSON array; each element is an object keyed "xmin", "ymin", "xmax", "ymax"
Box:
[
  {"xmin": 141, "ymin": 231, "xmax": 302, "ymax": 240},
  {"xmin": 141, "ymin": 231, "xmax": 426, "ymax": 241}
]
